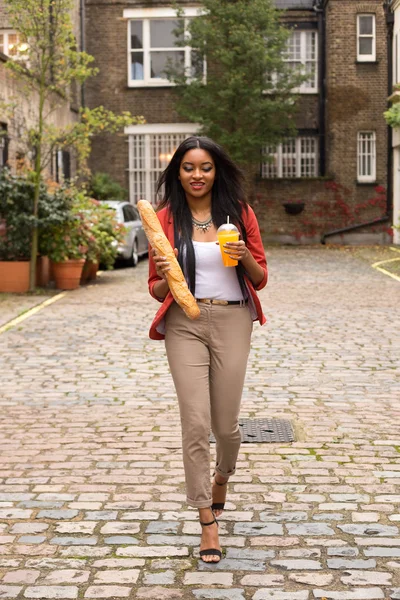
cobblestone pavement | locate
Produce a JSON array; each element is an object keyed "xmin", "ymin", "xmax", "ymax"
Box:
[
  {"xmin": 1, "ymin": 246, "xmax": 400, "ymax": 600},
  {"xmin": 0, "ymin": 292, "xmax": 53, "ymax": 328}
]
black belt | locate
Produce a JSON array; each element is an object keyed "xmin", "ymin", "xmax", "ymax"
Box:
[{"xmin": 196, "ymin": 298, "xmax": 248, "ymax": 306}]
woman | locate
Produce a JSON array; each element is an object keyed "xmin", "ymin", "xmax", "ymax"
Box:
[{"xmin": 147, "ymin": 136, "xmax": 267, "ymax": 563}]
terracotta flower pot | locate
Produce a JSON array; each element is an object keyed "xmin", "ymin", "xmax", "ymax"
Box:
[
  {"xmin": 0, "ymin": 261, "xmax": 30, "ymax": 293},
  {"xmin": 80, "ymin": 259, "xmax": 99, "ymax": 284},
  {"xmin": 52, "ymin": 259, "xmax": 85, "ymax": 290}
]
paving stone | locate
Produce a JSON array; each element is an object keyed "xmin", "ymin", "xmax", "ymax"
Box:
[
  {"xmin": 100, "ymin": 522, "xmax": 141, "ymax": 535},
  {"xmin": 3, "ymin": 571, "xmax": 40, "ymax": 584},
  {"xmin": 10, "ymin": 524, "xmax": 48, "ymax": 534},
  {"xmin": 0, "ymin": 586, "xmax": 22, "ymax": 598},
  {"xmin": 51, "ymin": 536, "xmax": 97, "ymax": 545},
  {"xmin": 18, "ymin": 536, "xmax": 46, "ymax": 544},
  {"xmin": 337, "ymin": 523, "xmax": 398, "ymax": 536},
  {"xmin": 184, "ymin": 572, "xmax": 233, "ymax": 585},
  {"xmin": 226, "ymin": 549, "xmax": 275, "ymax": 560},
  {"xmin": 117, "ymin": 546, "xmax": 189, "ymax": 557},
  {"xmin": 340, "ymin": 570, "xmax": 392, "ymax": 585},
  {"xmin": 84, "ymin": 511, "xmax": 118, "ymax": 521},
  {"xmin": 240, "ymin": 574, "xmax": 284, "ymax": 586},
  {"xmin": 327, "ymin": 547, "xmax": 359, "ymax": 557},
  {"xmin": 92, "ymin": 559, "xmax": 145, "ymax": 568},
  {"xmin": 25, "ymin": 559, "xmax": 87, "ymax": 569},
  {"xmin": 84, "ymin": 586, "xmax": 130, "ymax": 598},
  {"xmin": 41, "ymin": 570, "xmax": 90, "ymax": 584},
  {"xmin": 390, "ymin": 589, "xmax": 400, "ymax": 599},
  {"xmin": 259, "ymin": 512, "xmax": 307, "ymax": 522},
  {"xmin": 253, "ymin": 592, "xmax": 309, "ymax": 600},
  {"xmin": 312, "ymin": 589, "xmax": 384, "ymax": 599},
  {"xmin": 37, "ymin": 510, "xmax": 78, "ymax": 520},
  {"xmin": 364, "ymin": 547, "xmax": 400, "ymax": 557},
  {"xmin": 24, "ymin": 586, "xmax": 78, "ymax": 598},
  {"xmin": 270, "ymin": 559, "xmax": 322, "ymax": 571},
  {"xmin": 94, "ymin": 570, "xmax": 140, "ymax": 584},
  {"xmin": 234, "ymin": 523, "xmax": 284, "ymax": 536},
  {"xmin": 104, "ymin": 535, "xmax": 139, "ymax": 544},
  {"xmin": 327, "ymin": 558, "xmax": 376, "ymax": 569},
  {"xmin": 199, "ymin": 558, "xmax": 265, "ymax": 571},
  {"xmin": 145, "ymin": 522, "xmax": 180, "ymax": 534},
  {"xmin": 136, "ymin": 588, "xmax": 184, "ymax": 599},
  {"xmin": 286, "ymin": 524, "xmax": 334, "ymax": 536},
  {"xmin": 192, "ymin": 591, "xmax": 245, "ymax": 600},
  {"xmin": 289, "ymin": 573, "xmax": 333, "ymax": 585},
  {"xmin": 56, "ymin": 523, "xmax": 97, "ymax": 534},
  {"xmin": 143, "ymin": 570, "xmax": 175, "ymax": 585}
]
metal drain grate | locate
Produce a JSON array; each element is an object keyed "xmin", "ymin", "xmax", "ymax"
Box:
[{"xmin": 210, "ymin": 418, "xmax": 295, "ymax": 444}]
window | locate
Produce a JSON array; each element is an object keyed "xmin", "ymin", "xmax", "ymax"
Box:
[
  {"xmin": 123, "ymin": 7, "xmax": 202, "ymax": 87},
  {"xmin": 55, "ymin": 150, "xmax": 71, "ymax": 182},
  {"xmin": 123, "ymin": 204, "xmax": 137, "ymax": 222},
  {"xmin": 357, "ymin": 14, "xmax": 376, "ymax": 62},
  {"xmin": 261, "ymin": 137, "xmax": 318, "ymax": 179},
  {"xmin": 357, "ymin": 132, "xmax": 376, "ymax": 182},
  {"xmin": 285, "ymin": 30, "xmax": 318, "ymax": 93},
  {"xmin": 0, "ymin": 30, "xmax": 27, "ymax": 58},
  {"xmin": 125, "ymin": 123, "xmax": 198, "ymax": 204}
]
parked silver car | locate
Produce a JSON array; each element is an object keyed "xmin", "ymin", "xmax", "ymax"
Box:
[{"xmin": 100, "ymin": 200, "xmax": 148, "ymax": 266}]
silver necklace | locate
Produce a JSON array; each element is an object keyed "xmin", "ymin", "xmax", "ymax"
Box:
[{"xmin": 192, "ymin": 215, "xmax": 213, "ymax": 233}]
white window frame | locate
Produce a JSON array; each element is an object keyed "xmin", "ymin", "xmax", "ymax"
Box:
[
  {"xmin": 285, "ymin": 30, "xmax": 318, "ymax": 94},
  {"xmin": 357, "ymin": 131, "xmax": 376, "ymax": 183},
  {"xmin": 357, "ymin": 14, "xmax": 376, "ymax": 62},
  {"xmin": 123, "ymin": 7, "xmax": 202, "ymax": 87},
  {"xmin": 125, "ymin": 123, "xmax": 200, "ymax": 205},
  {"xmin": 261, "ymin": 136, "xmax": 319, "ymax": 179},
  {"xmin": 0, "ymin": 29, "xmax": 23, "ymax": 57}
]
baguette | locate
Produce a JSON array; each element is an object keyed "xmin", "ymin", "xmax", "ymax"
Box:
[{"xmin": 137, "ymin": 200, "xmax": 200, "ymax": 320}]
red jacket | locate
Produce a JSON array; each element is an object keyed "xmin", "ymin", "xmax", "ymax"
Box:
[{"xmin": 148, "ymin": 205, "xmax": 268, "ymax": 340}]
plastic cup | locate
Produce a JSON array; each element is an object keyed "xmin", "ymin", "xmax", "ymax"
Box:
[{"xmin": 217, "ymin": 222, "xmax": 239, "ymax": 267}]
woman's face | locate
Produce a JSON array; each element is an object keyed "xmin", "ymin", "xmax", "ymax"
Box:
[{"xmin": 179, "ymin": 148, "xmax": 216, "ymax": 201}]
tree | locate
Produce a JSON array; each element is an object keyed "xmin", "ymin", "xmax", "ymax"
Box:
[
  {"xmin": 2, "ymin": 0, "xmax": 143, "ymax": 290},
  {"xmin": 168, "ymin": 0, "xmax": 307, "ymax": 169}
]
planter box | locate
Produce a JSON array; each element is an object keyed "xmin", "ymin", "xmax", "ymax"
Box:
[{"xmin": 0, "ymin": 261, "xmax": 30, "ymax": 293}]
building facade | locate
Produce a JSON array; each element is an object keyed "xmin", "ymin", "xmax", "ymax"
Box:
[
  {"xmin": 84, "ymin": 0, "xmax": 391, "ymax": 243},
  {"xmin": 389, "ymin": 0, "xmax": 400, "ymax": 245},
  {"xmin": 0, "ymin": 0, "xmax": 82, "ymax": 179}
]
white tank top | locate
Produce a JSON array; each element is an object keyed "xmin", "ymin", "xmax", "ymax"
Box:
[{"xmin": 192, "ymin": 240, "xmax": 244, "ymax": 300}]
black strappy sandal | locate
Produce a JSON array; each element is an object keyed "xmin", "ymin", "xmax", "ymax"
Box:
[
  {"xmin": 211, "ymin": 475, "xmax": 228, "ymax": 513},
  {"xmin": 199, "ymin": 511, "xmax": 222, "ymax": 562}
]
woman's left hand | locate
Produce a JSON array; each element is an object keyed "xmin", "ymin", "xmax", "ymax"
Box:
[{"xmin": 223, "ymin": 240, "xmax": 250, "ymax": 262}]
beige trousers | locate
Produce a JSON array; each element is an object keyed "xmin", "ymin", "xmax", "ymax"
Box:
[{"xmin": 165, "ymin": 301, "xmax": 253, "ymax": 508}]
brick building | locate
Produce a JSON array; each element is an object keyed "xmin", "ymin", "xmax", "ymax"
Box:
[
  {"xmin": 11, "ymin": 0, "xmax": 388, "ymax": 244},
  {"xmin": 0, "ymin": 0, "xmax": 82, "ymax": 179},
  {"xmin": 388, "ymin": 0, "xmax": 400, "ymax": 245}
]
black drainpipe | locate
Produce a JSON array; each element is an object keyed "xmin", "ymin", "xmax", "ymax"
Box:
[
  {"xmin": 321, "ymin": 1, "xmax": 393, "ymax": 244},
  {"xmin": 80, "ymin": 0, "xmax": 86, "ymax": 108},
  {"xmin": 314, "ymin": 0, "xmax": 325, "ymax": 176}
]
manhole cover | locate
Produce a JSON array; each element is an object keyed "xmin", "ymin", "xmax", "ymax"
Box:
[{"xmin": 210, "ymin": 418, "xmax": 295, "ymax": 443}]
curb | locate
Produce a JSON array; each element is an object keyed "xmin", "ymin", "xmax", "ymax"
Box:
[
  {"xmin": 0, "ymin": 291, "xmax": 67, "ymax": 335},
  {"xmin": 371, "ymin": 248, "xmax": 400, "ymax": 282}
]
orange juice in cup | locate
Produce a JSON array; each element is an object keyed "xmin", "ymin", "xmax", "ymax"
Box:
[{"xmin": 217, "ymin": 219, "xmax": 239, "ymax": 267}]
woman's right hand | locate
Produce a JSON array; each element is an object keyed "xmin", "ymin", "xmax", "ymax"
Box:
[{"xmin": 152, "ymin": 248, "xmax": 179, "ymax": 281}]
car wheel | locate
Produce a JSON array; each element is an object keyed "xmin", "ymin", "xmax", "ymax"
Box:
[{"xmin": 131, "ymin": 241, "xmax": 139, "ymax": 267}]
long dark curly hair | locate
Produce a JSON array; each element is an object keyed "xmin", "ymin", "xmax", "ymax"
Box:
[{"xmin": 156, "ymin": 136, "xmax": 249, "ymax": 296}]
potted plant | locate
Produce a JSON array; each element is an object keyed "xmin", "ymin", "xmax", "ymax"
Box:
[
  {"xmin": 0, "ymin": 168, "xmax": 34, "ymax": 292},
  {"xmin": 40, "ymin": 189, "xmax": 92, "ymax": 290},
  {"xmin": 81, "ymin": 199, "xmax": 126, "ymax": 282}
]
